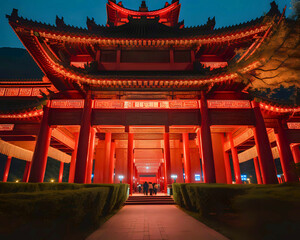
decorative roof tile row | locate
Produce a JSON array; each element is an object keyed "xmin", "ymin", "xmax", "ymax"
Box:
[{"xmin": 7, "ymin": 2, "xmax": 281, "ymax": 41}]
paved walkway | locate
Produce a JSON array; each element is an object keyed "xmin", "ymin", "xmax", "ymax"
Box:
[{"xmin": 86, "ymin": 205, "xmax": 229, "ymax": 240}]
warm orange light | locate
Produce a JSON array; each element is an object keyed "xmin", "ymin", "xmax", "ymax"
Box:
[{"xmin": 259, "ymin": 102, "xmax": 300, "ymax": 114}]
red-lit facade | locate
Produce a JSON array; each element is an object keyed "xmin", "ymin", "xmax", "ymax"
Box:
[{"xmin": 1, "ymin": 0, "xmax": 299, "ymax": 191}]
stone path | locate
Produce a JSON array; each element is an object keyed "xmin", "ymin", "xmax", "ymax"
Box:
[{"xmin": 86, "ymin": 205, "xmax": 229, "ymax": 240}]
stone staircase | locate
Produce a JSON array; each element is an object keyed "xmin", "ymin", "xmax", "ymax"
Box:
[{"xmin": 124, "ymin": 195, "xmax": 175, "ymax": 205}]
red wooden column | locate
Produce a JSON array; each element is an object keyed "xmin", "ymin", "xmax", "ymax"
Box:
[
  {"xmin": 108, "ymin": 141, "xmax": 116, "ymax": 184},
  {"xmin": 252, "ymin": 101, "xmax": 278, "ymax": 184},
  {"xmin": 170, "ymin": 140, "xmax": 184, "ymax": 183},
  {"xmin": 229, "ymin": 133, "xmax": 242, "ymax": 184},
  {"xmin": 164, "ymin": 132, "xmax": 172, "ymax": 193},
  {"xmin": 2, "ymin": 156, "xmax": 12, "ymax": 182},
  {"xmin": 103, "ymin": 133, "xmax": 112, "ymax": 183},
  {"xmin": 221, "ymin": 134, "xmax": 232, "ymax": 184},
  {"xmin": 127, "ymin": 133, "xmax": 134, "ymax": 194},
  {"xmin": 161, "ymin": 163, "xmax": 165, "ymax": 192},
  {"xmin": 94, "ymin": 141, "xmax": 105, "ymax": 183},
  {"xmin": 253, "ymin": 157, "xmax": 262, "ymax": 184},
  {"xmin": 74, "ymin": 93, "xmax": 92, "ymax": 183},
  {"xmin": 157, "ymin": 165, "xmax": 161, "ymax": 184},
  {"xmin": 196, "ymin": 129, "xmax": 205, "ymax": 181},
  {"xmin": 275, "ymin": 121, "xmax": 299, "ymax": 182},
  {"xmin": 291, "ymin": 144, "xmax": 300, "ymax": 164},
  {"xmin": 182, "ymin": 133, "xmax": 192, "ymax": 183},
  {"xmin": 86, "ymin": 128, "xmax": 96, "ymax": 184},
  {"xmin": 115, "ymin": 147, "xmax": 127, "ymax": 183},
  {"xmin": 135, "ymin": 164, "xmax": 138, "ymax": 184},
  {"xmin": 23, "ymin": 161, "xmax": 32, "ymax": 183},
  {"xmin": 29, "ymin": 102, "xmax": 52, "ymax": 183},
  {"xmin": 58, "ymin": 161, "xmax": 64, "ymax": 183},
  {"xmin": 212, "ymin": 133, "xmax": 227, "ymax": 183},
  {"xmin": 68, "ymin": 133, "xmax": 79, "ymax": 183},
  {"xmin": 199, "ymin": 92, "xmax": 216, "ymax": 183}
]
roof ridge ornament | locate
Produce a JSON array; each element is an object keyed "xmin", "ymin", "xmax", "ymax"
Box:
[
  {"xmin": 267, "ymin": 1, "xmax": 281, "ymax": 17},
  {"xmin": 56, "ymin": 15, "xmax": 66, "ymax": 28},
  {"xmin": 207, "ymin": 17, "xmax": 216, "ymax": 30},
  {"xmin": 87, "ymin": 17, "xmax": 97, "ymax": 30},
  {"xmin": 139, "ymin": 1, "xmax": 149, "ymax": 12}
]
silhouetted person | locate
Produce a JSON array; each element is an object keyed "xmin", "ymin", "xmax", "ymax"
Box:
[
  {"xmin": 143, "ymin": 181, "xmax": 149, "ymax": 195},
  {"xmin": 149, "ymin": 182, "xmax": 153, "ymax": 195},
  {"xmin": 153, "ymin": 183, "xmax": 158, "ymax": 195},
  {"xmin": 138, "ymin": 184, "xmax": 142, "ymax": 193}
]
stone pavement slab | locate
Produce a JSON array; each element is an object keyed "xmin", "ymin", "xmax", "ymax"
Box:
[{"xmin": 86, "ymin": 205, "xmax": 229, "ymax": 240}]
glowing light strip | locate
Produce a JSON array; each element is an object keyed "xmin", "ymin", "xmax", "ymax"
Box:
[
  {"xmin": 207, "ymin": 100, "xmax": 251, "ymax": 109},
  {"xmin": 287, "ymin": 122, "xmax": 300, "ymax": 130},
  {"xmin": 51, "ymin": 99, "xmax": 84, "ymax": 108},
  {"xmin": 94, "ymin": 100, "xmax": 199, "ymax": 109},
  {"xmin": 0, "ymin": 124, "xmax": 14, "ymax": 131},
  {"xmin": 259, "ymin": 103, "xmax": 300, "ymax": 114},
  {"xmin": 0, "ymin": 87, "xmax": 45, "ymax": 97},
  {"xmin": 109, "ymin": 0, "xmax": 179, "ymax": 16},
  {"xmin": 51, "ymin": 60, "xmax": 260, "ymax": 87},
  {"xmin": 0, "ymin": 109, "xmax": 43, "ymax": 119},
  {"xmin": 38, "ymin": 24, "xmax": 269, "ymax": 46}
]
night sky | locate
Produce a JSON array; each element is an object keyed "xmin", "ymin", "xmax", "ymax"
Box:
[{"xmin": 1, "ymin": 0, "xmax": 291, "ymax": 48}]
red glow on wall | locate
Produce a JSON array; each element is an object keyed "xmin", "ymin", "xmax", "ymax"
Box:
[
  {"xmin": 94, "ymin": 100, "xmax": 199, "ymax": 109},
  {"xmin": 51, "ymin": 100, "xmax": 85, "ymax": 108},
  {"xmin": 0, "ymin": 88, "xmax": 46, "ymax": 97},
  {"xmin": 287, "ymin": 122, "xmax": 300, "ymax": 129},
  {"xmin": 5, "ymin": 88, "xmax": 19, "ymax": 96},
  {"xmin": 207, "ymin": 100, "xmax": 251, "ymax": 109},
  {"xmin": 0, "ymin": 110, "xmax": 43, "ymax": 119},
  {"xmin": 19, "ymin": 88, "xmax": 33, "ymax": 96},
  {"xmin": 0, "ymin": 124, "xmax": 14, "ymax": 131}
]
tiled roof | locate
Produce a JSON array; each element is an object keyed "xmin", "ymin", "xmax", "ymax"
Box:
[{"xmin": 6, "ymin": 2, "xmax": 280, "ymax": 40}]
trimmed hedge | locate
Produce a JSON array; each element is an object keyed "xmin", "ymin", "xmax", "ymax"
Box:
[
  {"xmin": 0, "ymin": 182, "xmax": 82, "ymax": 193},
  {"xmin": 173, "ymin": 183, "xmax": 257, "ymax": 216},
  {"xmin": 0, "ymin": 183, "xmax": 128, "ymax": 240},
  {"xmin": 173, "ymin": 183, "xmax": 300, "ymax": 239}
]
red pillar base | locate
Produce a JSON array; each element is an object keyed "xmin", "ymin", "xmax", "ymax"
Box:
[
  {"xmin": 252, "ymin": 101, "xmax": 278, "ymax": 184},
  {"xmin": 3, "ymin": 156, "xmax": 12, "ymax": 182},
  {"xmin": 58, "ymin": 161, "xmax": 64, "ymax": 183},
  {"xmin": 23, "ymin": 161, "xmax": 32, "ymax": 183},
  {"xmin": 127, "ymin": 133, "xmax": 134, "ymax": 194},
  {"xmin": 275, "ymin": 121, "xmax": 299, "ymax": 182},
  {"xmin": 253, "ymin": 157, "xmax": 262, "ymax": 184}
]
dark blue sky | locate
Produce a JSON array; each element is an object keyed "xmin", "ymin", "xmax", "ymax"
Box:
[{"xmin": 1, "ymin": 0, "xmax": 291, "ymax": 48}]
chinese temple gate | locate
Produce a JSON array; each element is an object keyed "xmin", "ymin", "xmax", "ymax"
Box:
[{"xmin": 1, "ymin": 1, "xmax": 299, "ymax": 193}]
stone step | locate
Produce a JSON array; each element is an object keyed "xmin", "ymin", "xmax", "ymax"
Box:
[
  {"xmin": 125, "ymin": 195, "xmax": 175, "ymax": 205},
  {"xmin": 124, "ymin": 201, "xmax": 175, "ymax": 205}
]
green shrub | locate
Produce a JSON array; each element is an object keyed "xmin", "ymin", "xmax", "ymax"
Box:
[
  {"xmin": 0, "ymin": 183, "xmax": 129, "ymax": 240},
  {"xmin": 37, "ymin": 182, "xmax": 82, "ymax": 191},
  {"xmin": 0, "ymin": 182, "xmax": 40, "ymax": 193},
  {"xmin": 173, "ymin": 183, "xmax": 300, "ymax": 217},
  {"xmin": 232, "ymin": 184, "xmax": 300, "ymax": 239},
  {"xmin": 84, "ymin": 184, "xmax": 121, "ymax": 213},
  {"xmin": 187, "ymin": 184, "xmax": 253, "ymax": 216},
  {"xmin": 114, "ymin": 184, "xmax": 129, "ymax": 209},
  {"xmin": 172, "ymin": 183, "xmax": 184, "ymax": 207},
  {"xmin": 0, "ymin": 187, "xmax": 110, "ymax": 239},
  {"xmin": 179, "ymin": 184, "xmax": 194, "ymax": 210}
]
